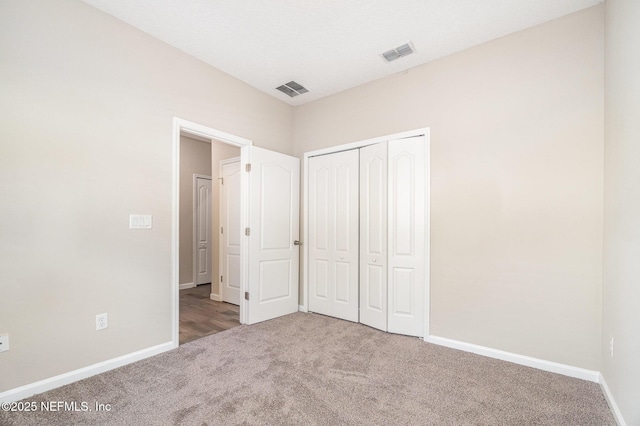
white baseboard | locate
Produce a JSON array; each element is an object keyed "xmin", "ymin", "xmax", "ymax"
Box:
[
  {"xmin": 600, "ymin": 375, "xmax": 627, "ymax": 426},
  {"xmin": 179, "ymin": 282, "xmax": 195, "ymax": 290},
  {"xmin": 298, "ymin": 304, "xmax": 308, "ymax": 313},
  {"xmin": 0, "ymin": 342, "xmax": 174, "ymax": 403},
  {"xmin": 427, "ymin": 335, "xmax": 600, "ymax": 383},
  {"xmin": 209, "ymin": 293, "xmax": 221, "ymax": 302}
]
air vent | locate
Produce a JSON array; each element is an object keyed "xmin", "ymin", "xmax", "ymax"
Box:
[
  {"xmin": 382, "ymin": 42, "xmax": 415, "ymax": 63},
  {"xmin": 276, "ymin": 81, "xmax": 309, "ymax": 98}
]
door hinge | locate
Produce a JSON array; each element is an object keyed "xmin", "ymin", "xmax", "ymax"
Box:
[
  {"xmin": 245, "ymin": 227, "xmax": 250, "ymax": 236},
  {"xmin": 245, "ymin": 163, "xmax": 251, "ymax": 172},
  {"xmin": 221, "ymin": 226, "xmax": 224, "ymax": 234},
  {"xmin": 220, "ymin": 275, "xmax": 223, "ymax": 283},
  {"xmin": 220, "ymin": 177, "xmax": 224, "ymax": 185},
  {"xmin": 245, "ymin": 291, "xmax": 249, "ymax": 300}
]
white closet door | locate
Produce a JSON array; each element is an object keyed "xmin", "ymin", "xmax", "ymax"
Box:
[
  {"xmin": 359, "ymin": 142, "xmax": 388, "ymax": 331},
  {"xmin": 332, "ymin": 150, "xmax": 359, "ymax": 321},
  {"xmin": 309, "ymin": 149, "xmax": 359, "ymax": 322},
  {"xmin": 308, "ymin": 154, "xmax": 332, "ymax": 316},
  {"xmin": 387, "ymin": 136, "xmax": 426, "ymax": 337}
]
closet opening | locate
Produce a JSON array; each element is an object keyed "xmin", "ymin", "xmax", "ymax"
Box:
[{"xmin": 302, "ymin": 128, "xmax": 431, "ymax": 338}]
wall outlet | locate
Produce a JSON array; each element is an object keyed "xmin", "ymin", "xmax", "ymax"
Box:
[
  {"xmin": 609, "ymin": 336, "xmax": 614, "ymax": 357},
  {"xmin": 0, "ymin": 333, "xmax": 9, "ymax": 353},
  {"xmin": 96, "ymin": 313, "xmax": 108, "ymax": 331}
]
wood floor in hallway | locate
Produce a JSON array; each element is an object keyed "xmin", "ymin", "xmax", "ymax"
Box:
[{"xmin": 179, "ymin": 283, "xmax": 240, "ymax": 345}]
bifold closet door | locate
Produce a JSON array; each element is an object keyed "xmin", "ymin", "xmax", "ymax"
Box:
[
  {"xmin": 359, "ymin": 142, "xmax": 388, "ymax": 331},
  {"xmin": 308, "ymin": 149, "xmax": 359, "ymax": 322},
  {"xmin": 387, "ymin": 136, "xmax": 425, "ymax": 337}
]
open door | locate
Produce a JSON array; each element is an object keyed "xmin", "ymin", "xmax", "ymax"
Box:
[
  {"xmin": 220, "ymin": 158, "xmax": 241, "ymax": 305},
  {"xmin": 244, "ymin": 146, "xmax": 300, "ymax": 324}
]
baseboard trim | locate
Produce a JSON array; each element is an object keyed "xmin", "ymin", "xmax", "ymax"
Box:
[
  {"xmin": 298, "ymin": 304, "xmax": 308, "ymax": 313},
  {"xmin": 179, "ymin": 282, "xmax": 195, "ymax": 290},
  {"xmin": 0, "ymin": 342, "xmax": 174, "ymax": 403},
  {"xmin": 427, "ymin": 335, "xmax": 600, "ymax": 383},
  {"xmin": 600, "ymin": 374, "xmax": 627, "ymax": 426},
  {"xmin": 209, "ymin": 293, "xmax": 221, "ymax": 302}
]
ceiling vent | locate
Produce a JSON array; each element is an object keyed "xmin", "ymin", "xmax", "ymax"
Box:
[
  {"xmin": 276, "ymin": 81, "xmax": 309, "ymax": 97},
  {"xmin": 382, "ymin": 41, "xmax": 415, "ymax": 62}
]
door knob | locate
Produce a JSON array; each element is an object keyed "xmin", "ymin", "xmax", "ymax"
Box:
[{"xmin": 294, "ymin": 240, "xmax": 301, "ymax": 246}]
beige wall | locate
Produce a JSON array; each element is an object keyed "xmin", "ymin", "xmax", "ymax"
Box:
[
  {"xmin": 178, "ymin": 136, "xmax": 212, "ymax": 285},
  {"xmin": 0, "ymin": 0, "xmax": 292, "ymax": 392},
  {"xmin": 294, "ymin": 6, "xmax": 604, "ymax": 370},
  {"xmin": 0, "ymin": 0, "xmax": 615, "ymax": 399},
  {"xmin": 603, "ymin": 0, "xmax": 640, "ymax": 423}
]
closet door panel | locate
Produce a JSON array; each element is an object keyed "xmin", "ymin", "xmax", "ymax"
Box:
[
  {"xmin": 359, "ymin": 142, "xmax": 388, "ymax": 331},
  {"xmin": 366, "ymin": 264, "xmax": 384, "ymax": 309},
  {"xmin": 308, "ymin": 149, "xmax": 359, "ymax": 322},
  {"xmin": 334, "ymin": 164, "xmax": 352, "ymax": 252},
  {"xmin": 393, "ymin": 154, "xmax": 415, "ymax": 255},
  {"xmin": 331, "ymin": 150, "xmax": 360, "ymax": 322},
  {"xmin": 314, "ymin": 260, "xmax": 329, "ymax": 299},
  {"xmin": 334, "ymin": 261, "xmax": 351, "ymax": 302},
  {"xmin": 388, "ymin": 137, "xmax": 425, "ymax": 337},
  {"xmin": 308, "ymin": 156, "xmax": 333, "ymax": 316},
  {"xmin": 391, "ymin": 267, "xmax": 414, "ymax": 315}
]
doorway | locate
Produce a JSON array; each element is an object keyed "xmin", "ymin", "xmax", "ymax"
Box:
[
  {"xmin": 173, "ymin": 119, "xmax": 250, "ymax": 347},
  {"xmin": 172, "ymin": 118, "xmax": 301, "ymax": 348},
  {"xmin": 178, "ymin": 132, "xmax": 241, "ymax": 344}
]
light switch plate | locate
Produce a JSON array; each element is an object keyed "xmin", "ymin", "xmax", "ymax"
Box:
[
  {"xmin": 129, "ymin": 214, "xmax": 152, "ymax": 229},
  {"xmin": 0, "ymin": 333, "xmax": 9, "ymax": 353}
]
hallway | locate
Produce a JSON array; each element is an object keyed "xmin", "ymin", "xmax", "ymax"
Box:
[{"xmin": 179, "ymin": 284, "xmax": 240, "ymax": 344}]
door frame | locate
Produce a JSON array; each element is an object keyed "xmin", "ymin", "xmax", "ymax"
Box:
[
  {"xmin": 172, "ymin": 117, "xmax": 251, "ymax": 348},
  {"xmin": 218, "ymin": 156, "xmax": 241, "ymax": 304},
  {"xmin": 302, "ymin": 127, "xmax": 431, "ymax": 338},
  {"xmin": 192, "ymin": 174, "xmax": 212, "ymax": 287}
]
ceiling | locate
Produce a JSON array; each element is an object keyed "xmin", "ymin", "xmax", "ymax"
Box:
[{"xmin": 81, "ymin": 0, "xmax": 603, "ymax": 106}]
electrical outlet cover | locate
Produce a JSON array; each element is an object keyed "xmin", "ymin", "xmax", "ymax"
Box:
[
  {"xmin": 96, "ymin": 313, "xmax": 108, "ymax": 330},
  {"xmin": 0, "ymin": 333, "xmax": 9, "ymax": 352}
]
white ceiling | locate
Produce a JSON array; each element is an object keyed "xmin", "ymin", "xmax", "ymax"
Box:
[{"xmin": 81, "ymin": 0, "xmax": 603, "ymax": 106}]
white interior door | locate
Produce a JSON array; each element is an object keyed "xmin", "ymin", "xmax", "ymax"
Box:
[
  {"xmin": 245, "ymin": 146, "xmax": 300, "ymax": 324},
  {"xmin": 220, "ymin": 159, "xmax": 241, "ymax": 304},
  {"xmin": 195, "ymin": 176, "xmax": 212, "ymax": 285},
  {"xmin": 308, "ymin": 149, "xmax": 359, "ymax": 322},
  {"xmin": 359, "ymin": 142, "xmax": 388, "ymax": 331},
  {"xmin": 387, "ymin": 136, "xmax": 425, "ymax": 337}
]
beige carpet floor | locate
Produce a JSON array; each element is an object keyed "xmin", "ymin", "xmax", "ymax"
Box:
[{"xmin": 1, "ymin": 312, "xmax": 615, "ymax": 425}]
